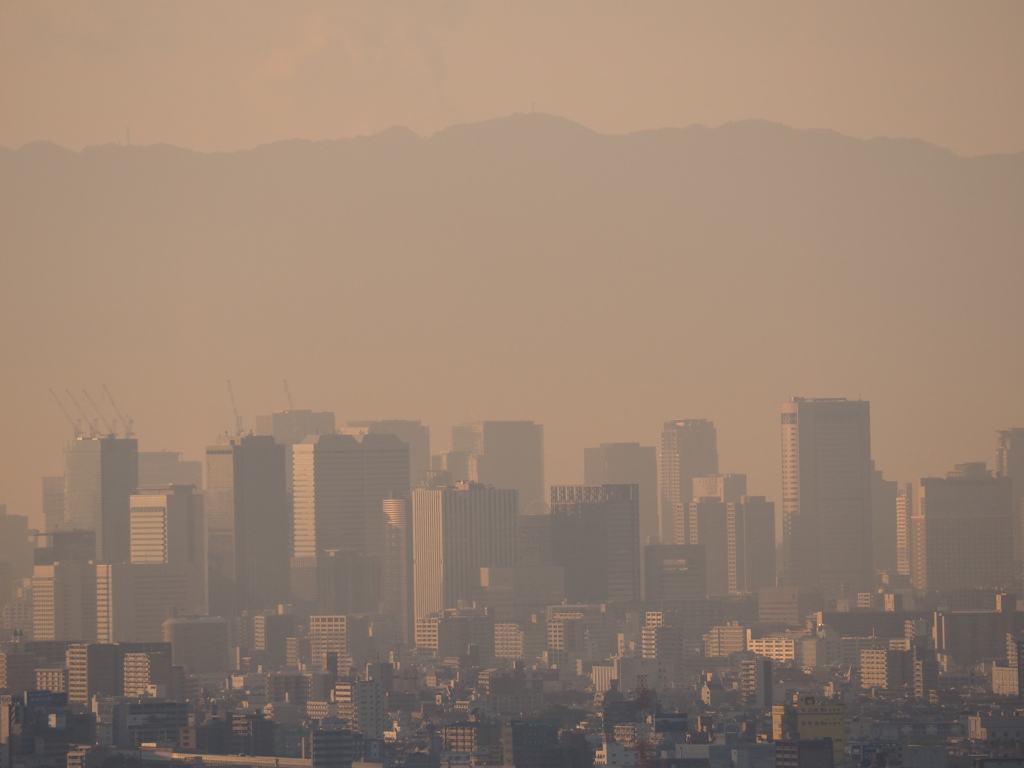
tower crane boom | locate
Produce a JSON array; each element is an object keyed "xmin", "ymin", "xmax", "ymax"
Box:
[{"xmin": 49, "ymin": 389, "xmax": 83, "ymax": 438}]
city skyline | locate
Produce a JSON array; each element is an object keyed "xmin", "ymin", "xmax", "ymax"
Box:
[{"xmin": 1, "ymin": 4, "xmax": 1021, "ymax": 763}]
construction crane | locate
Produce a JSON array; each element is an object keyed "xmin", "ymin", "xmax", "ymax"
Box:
[
  {"xmin": 103, "ymin": 384, "xmax": 134, "ymax": 438},
  {"xmin": 65, "ymin": 388, "xmax": 99, "ymax": 437},
  {"xmin": 284, "ymin": 379, "xmax": 295, "ymax": 411},
  {"xmin": 49, "ymin": 388, "xmax": 82, "ymax": 438},
  {"xmin": 227, "ymin": 379, "xmax": 244, "ymax": 437},
  {"xmin": 81, "ymin": 389, "xmax": 116, "ymax": 436}
]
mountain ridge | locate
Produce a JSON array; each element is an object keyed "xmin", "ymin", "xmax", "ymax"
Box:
[{"xmin": 0, "ymin": 111, "xmax": 1021, "ymax": 527}]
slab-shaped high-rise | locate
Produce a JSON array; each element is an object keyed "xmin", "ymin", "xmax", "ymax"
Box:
[
  {"xmin": 412, "ymin": 482, "xmax": 517, "ymax": 618},
  {"xmin": 63, "ymin": 436, "xmax": 138, "ymax": 564},
  {"xmin": 451, "ymin": 421, "xmax": 543, "ymax": 513},
  {"xmin": 550, "ymin": 484, "xmax": 640, "ymax": 603},
  {"xmin": 658, "ymin": 420, "xmax": 718, "ymax": 544},
  {"xmin": 291, "ymin": 433, "xmax": 409, "ymax": 609},
  {"xmin": 910, "ymin": 462, "xmax": 1013, "ymax": 594},
  {"xmin": 584, "ymin": 443, "xmax": 657, "ymax": 546},
  {"xmin": 781, "ymin": 397, "xmax": 873, "ymax": 597},
  {"xmin": 205, "ymin": 435, "xmax": 289, "ymax": 615}
]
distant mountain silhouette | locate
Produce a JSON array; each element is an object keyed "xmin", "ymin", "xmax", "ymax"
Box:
[{"xmin": 2, "ymin": 113, "xmax": 1022, "ymax": 520}]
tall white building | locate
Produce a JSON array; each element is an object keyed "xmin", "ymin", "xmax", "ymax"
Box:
[
  {"xmin": 412, "ymin": 483, "xmax": 518, "ymax": 618},
  {"xmin": 781, "ymin": 397, "xmax": 873, "ymax": 597}
]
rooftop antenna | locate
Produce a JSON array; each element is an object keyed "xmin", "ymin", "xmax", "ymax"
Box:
[
  {"xmin": 82, "ymin": 389, "xmax": 116, "ymax": 436},
  {"xmin": 227, "ymin": 379, "xmax": 244, "ymax": 437},
  {"xmin": 284, "ymin": 379, "xmax": 295, "ymax": 411},
  {"xmin": 65, "ymin": 388, "xmax": 99, "ymax": 437},
  {"xmin": 49, "ymin": 389, "xmax": 82, "ymax": 438},
  {"xmin": 103, "ymin": 384, "xmax": 135, "ymax": 438}
]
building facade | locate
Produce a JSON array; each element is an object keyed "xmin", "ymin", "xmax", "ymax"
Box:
[{"xmin": 781, "ymin": 397, "xmax": 873, "ymax": 598}]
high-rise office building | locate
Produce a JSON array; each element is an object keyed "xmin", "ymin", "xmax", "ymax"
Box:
[
  {"xmin": 996, "ymin": 428, "xmax": 1024, "ymax": 563},
  {"xmin": 687, "ymin": 475, "xmax": 774, "ymax": 595},
  {"xmin": 291, "ymin": 433, "xmax": 409, "ymax": 607},
  {"xmin": 687, "ymin": 497, "xmax": 730, "ymax": 596},
  {"xmin": 412, "ymin": 483, "xmax": 518, "ymax": 618},
  {"xmin": 256, "ymin": 410, "xmax": 336, "ymax": 445},
  {"xmin": 732, "ymin": 496, "xmax": 776, "ymax": 594},
  {"xmin": 91, "ymin": 485, "xmax": 208, "ymax": 642},
  {"xmin": 381, "ymin": 498, "xmax": 414, "ymax": 645},
  {"xmin": 895, "ymin": 483, "xmax": 912, "ymax": 577},
  {"xmin": 292, "ymin": 433, "xmax": 410, "ymax": 558},
  {"xmin": 205, "ymin": 435, "xmax": 289, "ymax": 615},
  {"xmin": 41, "ymin": 476, "xmax": 65, "ymax": 533},
  {"xmin": 347, "ymin": 420, "xmax": 430, "ymax": 490},
  {"xmin": 550, "ymin": 484, "xmax": 640, "ymax": 603},
  {"xmin": 63, "ymin": 436, "xmax": 138, "ymax": 563},
  {"xmin": 910, "ymin": 463, "xmax": 1013, "ymax": 594},
  {"xmin": 584, "ymin": 442, "xmax": 658, "ymax": 546},
  {"xmin": 643, "ymin": 544, "xmax": 707, "ymax": 603},
  {"xmin": 781, "ymin": 397, "xmax": 873, "ymax": 597},
  {"xmin": 659, "ymin": 420, "xmax": 718, "ymax": 544},
  {"xmin": 871, "ymin": 463, "xmax": 899, "ymax": 576},
  {"xmin": 31, "ymin": 560, "xmax": 97, "ymax": 642},
  {"xmin": 138, "ymin": 451, "xmax": 203, "ymax": 489},
  {"xmin": 450, "ymin": 421, "xmax": 544, "ymax": 513},
  {"xmin": 0, "ymin": 506, "xmax": 32, "ymax": 585}
]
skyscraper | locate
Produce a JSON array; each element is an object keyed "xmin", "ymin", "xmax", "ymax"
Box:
[
  {"xmin": 291, "ymin": 433, "xmax": 409, "ymax": 607},
  {"xmin": 550, "ymin": 484, "xmax": 640, "ymax": 603},
  {"xmin": 381, "ymin": 497, "xmax": 414, "ymax": 645},
  {"xmin": 41, "ymin": 476, "xmax": 65, "ymax": 533},
  {"xmin": 347, "ymin": 420, "xmax": 430, "ymax": 490},
  {"xmin": 659, "ymin": 420, "xmax": 718, "ymax": 544},
  {"xmin": 255, "ymin": 410, "xmax": 336, "ymax": 445},
  {"xmin": 292, "ymin": 433, "xmax": 410, "ymax": 558},
  {"xmin": 996, "ymin": 428, "xmax": 1024, "ymax": 563},
  {"xmin": 205, "ymin": 435, "xmax": 289, "ymax": 615},
  {"xmin": 412, "ymin": 482, "xmax": 518, "ymax": 618},
  {"xmin": 910, "ymin": 462, "xmax": 1013, "ymax": 594},
  {"xmin": 781, "ymin": 397, "xmax": 873, "ymax": 597},
  {"xmin": 584, "ymin": 442, "xmax": 657, "ymax": 545},
  {"xmin": 63, "ymin": 436, "xmax": 138, "ymax": 563},
  {"xmin": 450, "ymin": 421, "xmax": 544, "ymax": 513}
]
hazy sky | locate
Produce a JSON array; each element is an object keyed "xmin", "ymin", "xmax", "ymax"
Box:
[{"xmin": 3, "ymin": 1, "xmax": 1023, "ymax": 156}]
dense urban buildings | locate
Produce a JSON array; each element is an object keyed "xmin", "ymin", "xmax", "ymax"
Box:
[{"xmin": 3, "ymin": 402, "xmax": 1024, "ymax": 767}]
